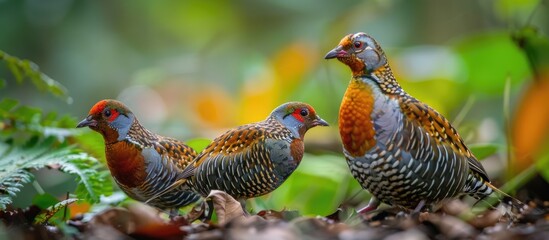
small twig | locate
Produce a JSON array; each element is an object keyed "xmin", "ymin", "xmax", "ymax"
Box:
[
  {"xmin": 343, "ymin": 189, "xmax": 364, "ymax": 206},
  {"xmin": 500, "ymin": 164, "xmax": 538, "ymax": 194},
  {"xmin": 503, "ymin": 76, "xmax": 513, "ymax": 180},
  {"xmin": 452, "ymin": 95, "xmax": 476, "ymax": 128},
  {"xmin": 63, "ymin": 192, "xmax": 69, "ymax": 221},
  {"xmin": 32, "ymin": 180, "xmax": 45, "ymax": 195}
]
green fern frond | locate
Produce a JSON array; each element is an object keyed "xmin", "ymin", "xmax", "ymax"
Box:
[{"xmin": 0, "ymin": 137, "xmax": 111, "ymax": 209}]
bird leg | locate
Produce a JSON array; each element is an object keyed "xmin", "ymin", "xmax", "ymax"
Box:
[
  {"xmin": 203, "ymin": 199, "xmax": 214, "ymax": 220},
  {"xmin": 357, "ymin": 197, "xmax": 380, "ymax": 214},
  {"xmin": 238, "ymin": 199, "xmax": 250, "ymax": 216},
  {"xmin": 412, "ymin": 200, "xmax": 426, "ymax": 214},
  {"xmin": 168, "ymin": 208, "xmax": 180, "ymax": 219}
]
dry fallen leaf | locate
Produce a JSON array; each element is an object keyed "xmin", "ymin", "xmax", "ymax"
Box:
[
  {"xmin": 226, "ymin": 215, "xmax": 294, "ymax": 240},
  {"xmin": 183, "ymin": 200, "xmax": 209, "ymax": 223},
  {"xmin": 440, "ymin": 200, "xmax": 476, "ymax": 221},
  {"xmin": 439, "ymin": 199, "xmax": 507, "ymax": 228},
  {"xmin": 81, "ymin": 222, "xmax": 131, "ymax": 240},
  {"xmin": 424, "ymin": 213, "xmax": 477, "ymax": 239},
  {"xmin": 87, "ymin": 207, "xmax": 136, "ymax": 234},
  {"xmin": 468, "ymin": 207, "xmax": 505, "ymax": 229},
  {"xmin": 290, "ymin": 217, "xmax": 349, "ymax": 239},
  {"xmin": 257, "ymin": 209, "xmax": 300, "ymax": 221},
  {"xmin": 83, "ymin": 203, "xmax": 192, "ymax": 239},
  {"xmin": 207, "ymin": 190, "xmax": 247, "ymax": 225},
  {"xmin": 125, "ymin": 202, "xmax": 166, "ymax": 227}
]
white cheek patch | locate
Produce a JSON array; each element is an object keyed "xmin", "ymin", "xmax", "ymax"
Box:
[{"xmin": 355, "ymin": 46, "xmax": 372, "ymax": 54}]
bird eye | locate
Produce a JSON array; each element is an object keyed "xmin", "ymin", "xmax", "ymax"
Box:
[
  {"xmin": 300, "ymin": 109, "xmax": 309, "ymax": 116},
  {"xmin": 104, "ymin": 109, "xmax": 111, "ymax": 117},
  {"xmin": 354, "ymin": 41, "xmax": 363, "ymax": 48}
]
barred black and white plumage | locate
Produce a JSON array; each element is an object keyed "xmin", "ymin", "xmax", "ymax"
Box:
[
  {"xmin": 184, "ymin": 102, "xmax": 328, "ymax": 200},
  {"xmin": 344, "ymin": 85, "xmax": 490, "ymax": 209},
  {"xmin": 326, "ymin": 32, "xmax": 525, "ymax": 213},
  {"xmin": 118, "ymin": 128, "xmax": 201, "ymax": 209}
]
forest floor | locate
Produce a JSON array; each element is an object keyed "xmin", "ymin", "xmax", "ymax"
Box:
[{"xmin": 2, "ymin": 190, "xmax": 549, "ymax": 239}]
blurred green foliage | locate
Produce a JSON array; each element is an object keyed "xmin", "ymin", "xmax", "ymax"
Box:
[
  {"xmin": 33, "ymin": 194, "xmax": 78, "ymax": 224},
  {"xmin": 469, "ymin": 144, "xmax": 500, "ymax": 161},
  {"xmin": 187, "ymin": 138, "xmax": 213, "ymax": 153},
  {"xmin": 0, "ymin": 51, "xmax": 70, "ymax": 103},
  {"xmin": 263, "ymin": 153, "xmax": 361, "ymax": 216},
  {"xmin": 454, "ymin": 33, "xmax": 531, "ymax": 94},
  {"xmin": 0, "ymin": 0, "xmax": 548, "ymax": 217},
  {"xmin": 512, "ymin": 27, "xmax": 549, "ymax": 75},
  {"xmin": 0, "ymin": 51, "xmax": 111, "ymax": 210}
]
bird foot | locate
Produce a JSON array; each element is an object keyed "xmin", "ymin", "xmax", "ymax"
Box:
[
  {"xmin": 396, "ymin": 211, "xmax": 408, "ymax": 218},
  {"xmin": 412, "ymin": 200, "xmax": 426, "ymax": 214},
  {"xmin": 357, "ymin": 205, "xmax": 377, "ymax": 214},
  {"xmin": 201, "ymin": 199, "xmax": 215, "ymax": 221},
  {"xmin": 357, "ymin": 198, "xmax": 380, "ymax": 214},
  {"xmin": 168, "ymin": 209, "xmax": 180, "ymax": 220}
]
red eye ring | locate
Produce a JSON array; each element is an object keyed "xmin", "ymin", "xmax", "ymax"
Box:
[{"xmin": 354, "ymin": 41, "xmax": 363, "ymax": 48}]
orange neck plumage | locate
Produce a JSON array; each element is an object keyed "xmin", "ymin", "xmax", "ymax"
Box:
[
  {"xmin": 339, "ymin": 78, "xmax": 377, "ymax": 157},
  {"xmin": 289, "ymin": 138, "xmax": 304, "ymax": 164},
  {"xmin": 105, "ymin": 141, "xmax": 147, "ymax": 188}
]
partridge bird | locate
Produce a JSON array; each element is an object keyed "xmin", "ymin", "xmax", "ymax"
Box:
[
  {"xmin": 325, "ymin": 32, "xmax": 522, "ymax": 213},
  {"xmin": 77, "ymin": 99, "xmax": 200, "ymax": 211},
  {"xmin": 183, "ymin": 102, "xmax": 328, "ymax": 200}
]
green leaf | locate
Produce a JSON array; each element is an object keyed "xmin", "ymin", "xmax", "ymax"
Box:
[
  {"xmin": 34, "ymin": 198, "xmax": 78, "ymax": 225},
  {"xmin": 73, "ymin": 132, "xmax": 106, "ymax": 163},
  {"xmin": 512, "ymin": 26, "xmax": 549, "ymax": 76},
  {"xmin": 501, "ymin": 164, "xmax": 538, "ymax": 193},
  {"xmin": 0, "ymin": 99, "xmax": 82, "ymax": 143},
  {"xmin": 0, "ymin": 78, "xmax": 5, "ymax": 89},
  {"xmin": 63, "ymin": 157, "xmax": 113, "ymax": 203},
  {"xmin": 6, "ymin": 61, "xmax": 23, "ymax": 83},
  {"xmin": 33, "ymin": 193, "xmax": 60, "ymax": 209},
  {"xmin": 0, "ymin": 98, "xmax": 18, "ymax": 114},
  {"xmin": 0, "ymin": 50, "xmax": 71, "ymax": 102},
  {"xmin": 264, "ymin": 153, "xmax": 359, "ymax": 216},
  {"xmin": 12, "ymin": 105, "xmax": 42, "ymax": 125},
  {"xmin": 0, "ymin": 137, "xmax": 110, "ymax": 209},
  {"xmin": 469, "ymin": 144, "xmax": 499, "ymax": 160},
  {"xmin": 454, "ymin": 32, "xmax": 531, "ymax": 95},
  {"xmin": 186, "ymin": 138, "xmax": 212, "ymax": 153}
]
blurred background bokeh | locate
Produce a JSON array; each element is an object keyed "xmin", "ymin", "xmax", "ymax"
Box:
[{"xmin": 1, "ymin": 0, "xmax": 548, "ymax": 216}]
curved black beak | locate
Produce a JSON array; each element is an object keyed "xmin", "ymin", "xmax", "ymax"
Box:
[
  {"xmin": 313, "ymin": 117, "xmax": 329, "ymax": 127},
  {"xmin": 76, "ymin": 116, "xmax": 97, "ymax": 128},
  {"xmin": 324, "ymin": 46, "xmax": 348, "ymax": 59}
]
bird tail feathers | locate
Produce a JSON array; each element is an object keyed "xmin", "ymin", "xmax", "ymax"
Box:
[{"xmin": 483, "ymin": 182, "xmax": 528, "ymax": 215}]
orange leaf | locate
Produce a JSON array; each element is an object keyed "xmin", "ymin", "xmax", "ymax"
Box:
[{"xmin": 512, "ymin": 71, "xmax": 549, "ymax": 173}]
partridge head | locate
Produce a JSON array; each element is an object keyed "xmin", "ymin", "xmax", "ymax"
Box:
[{"xmin": 325, "ymin": 32, "xmax": 387, "ymax": 76}]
